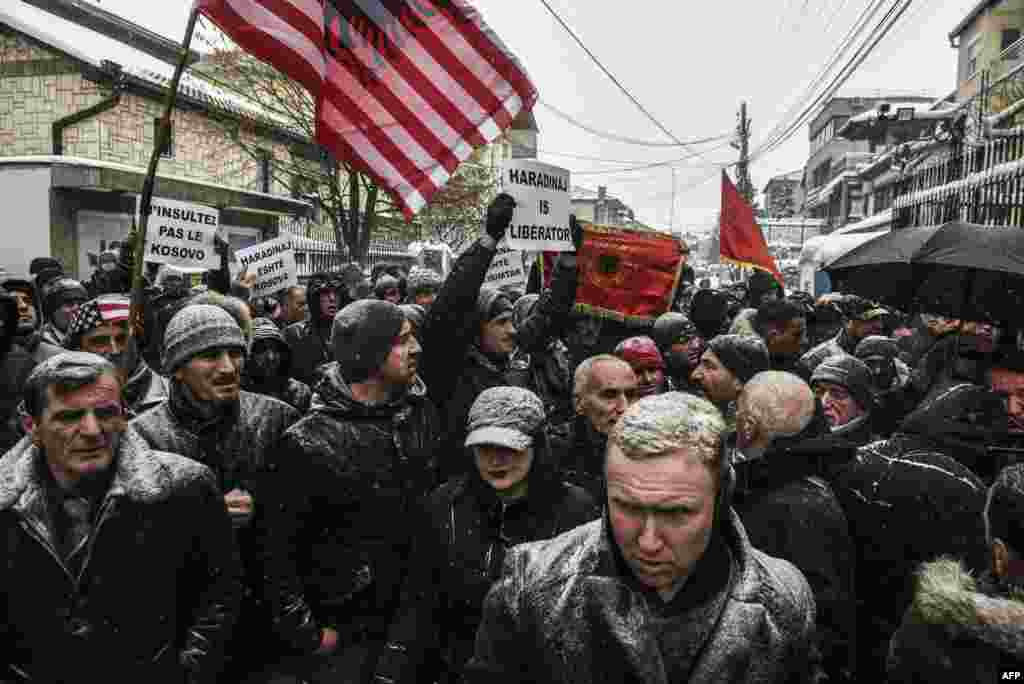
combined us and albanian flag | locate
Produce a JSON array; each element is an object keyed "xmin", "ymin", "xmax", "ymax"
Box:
[
  {"xmin": 720, "ymin": 170, "xmax": 782, "ymax": 284},
  {"xmin": 194, "ymin": 0, "xmax": 538, "ymax": 219}
]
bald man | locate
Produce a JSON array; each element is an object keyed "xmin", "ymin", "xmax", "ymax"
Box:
[{"xmin": 733, "ymin": 371, "xmax": 857, "ymax": 684}]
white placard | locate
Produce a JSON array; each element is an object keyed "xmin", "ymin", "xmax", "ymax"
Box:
[
  {"xmin": 236, "ymin": 236, "xmax": 298, "ymax": 298},
  {"xmin": 500, "ymin": 160, "xmax": 573, "ymax": 252},
  {"xmin": 141, "ymin": 197, "xmax": 220, "ymax": 270},
  {"xmin": 484, "ymin": 240, "xmax": 528, "ymax": 288}
]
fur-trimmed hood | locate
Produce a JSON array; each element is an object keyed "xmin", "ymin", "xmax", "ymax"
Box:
[{"xmin": 910, "ymin": 558, "xmax": 1024, "ymax": 658}]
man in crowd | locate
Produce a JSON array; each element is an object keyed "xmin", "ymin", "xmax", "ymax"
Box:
[
  {"xmin": 131, "ymin": 304, "xmax": 299, "ymax": 681},
  {"xmin": 811, "ymin": 355, "xmax": 876, "ymax": 444},
  {"xmin": 0, "ymin": 352, "xmax": 243, "ymax": 681},
  {"xmin": 691, "ymin": 334, "xmax": 770, "ymax": 427},
  {"xmin": 64, "ymin": 294, "xmax": 168, "ymax": 418},
  {"xmin": 280, "ymin": 285, "xmax": 308, "ymax": 327},
  {"xmin": 887, "ymin": 463, "xmax": 1024, "ymax": 682},
  {"xmin": 854, "ymin": 335, "xmax": 916, "ymax": 437},
  {"xmin": 242, "ymin": 317, "xmax": 312, "ymax": 412},
  {"xmin": 732, "ymin": 371, "xmax": 857, "ymax": 683},
  {"xmin": 613, "ymin": 336, "xmax": 668, "ymax": 397},
  {"xmin": 0, "ymin": 290, "xmax": 35, "ymax": 451},
  {"xmin": 374, "ymin": 273, "xmax": 403, "ymax": 305},
  {"xmin": 753, "ymin": 298, "xmax": 809, "ymax": 378},
  {"xmin": 405, "ymin": 266, "xmax": 443, "ymax": 309},
  {"xmin": 651, "ymin": 311, "xmax": 705, "ymax": 394},
  {"xmin": 466, "ymin": 392, "xmax": 817, "ymax": 683},
  {"xmin": 2, "ymin": 275, "xmax": 61, "ymax": 364},
  {"xmin": 284, "ymin": 273, "xmax": 337, "ymax": 388},
  {"xmin": 260, "ymin": 299, "xmax": 441, "ymax": 682},
  {"xmin": 561, "ymin": 354, "xmax": 638, "ymax": 500},
  {"xmin": 38, "ymin": 277, "xmax": 88, "ymax": 348},
  {"xmin": 801, "ymin": 296, "xmax": 888, "ymax": 375}
]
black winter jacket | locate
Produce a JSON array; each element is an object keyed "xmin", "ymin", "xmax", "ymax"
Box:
[
  {"xmin": 0, "ymin": 430, "xmax": 243, "ymax": 683},
  {"xmin": 281, "ymin": 276, "xmax": 335, "ymax": 388},
  {"xmin": 830, "ymin": 437, "xmax": 989, "ymax": 682},
  {"xmin": 260, "ymin": 363, "xmax": 443, "ymax": 655},
  {"xmin": 733, "ymin": 416, "xmax": 857, "ymax": 684},
  {"xmin": 0, "ymin": 294, "xmax": 34, "ymax": 453},
  {"xmin": 375, "ymin": 436, "xmax": 599, "ymax": 684},
  {"xmin": 130, "ymin": 384, "xmax": 299, "ymax": 662}
]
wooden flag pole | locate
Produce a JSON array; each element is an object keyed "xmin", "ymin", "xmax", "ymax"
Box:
[{"xmin": 129, "ymin": 9, "xmax": 200, "ymax": 341}]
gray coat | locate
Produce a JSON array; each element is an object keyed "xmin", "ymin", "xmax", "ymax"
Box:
[{"xmin": 465, "ymin": 511, "xmax": 817, "ymax": 684}]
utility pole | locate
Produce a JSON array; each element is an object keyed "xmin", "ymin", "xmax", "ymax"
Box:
[{"xmin": 734, "ymin": 101, "xmax": 755, "ymax": 205}]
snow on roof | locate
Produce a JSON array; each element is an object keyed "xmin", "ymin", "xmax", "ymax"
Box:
[
  {"xmin": 833, "ymin": 209, "xmax": 893, "ymax": 235},
  {"xmin": 804, "ymin": 172, "xmax": 858, "ymax": 209},
  {"xmin": 1, "ymin": 1, "xmax": 299, "ymax": 136}
]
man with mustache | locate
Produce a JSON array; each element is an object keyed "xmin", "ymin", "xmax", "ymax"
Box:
[
  {"xmin": 0, "ymin": 352, "xmax": 242, "ymax": 681},
  {"xmin": 130, "ymin": 304, "xmax": 299, "ymax": 682},
  {"xmin": 64, "ymin": 294, "xmax": 168, "ymax": 418},
  {"xmin": 810, "ymin": 355, "xmax": 876, "ymax": 446},
  {"xmin": 1, "ymin": 275, "xmax": 62, "ymax": 365}
]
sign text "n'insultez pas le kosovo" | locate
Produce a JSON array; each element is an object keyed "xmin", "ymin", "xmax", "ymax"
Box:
[{"xmin": 141, "ymin": 198, "xmax": 221, "ymax": 270}]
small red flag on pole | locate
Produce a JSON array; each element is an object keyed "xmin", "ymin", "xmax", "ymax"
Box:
[{"xmin": 719, "ymin": 170, "xmax": 782, "ymax": 284}]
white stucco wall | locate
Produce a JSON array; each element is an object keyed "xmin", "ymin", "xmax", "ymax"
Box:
[{"xmin": 0, "ymin": 165, "xmax": 52, "ymax": 276}]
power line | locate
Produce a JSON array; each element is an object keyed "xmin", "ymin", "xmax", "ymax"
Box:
[
  {"xmin": 538, "ymin": 148, "xmax": 729, "ymax": 166},
  {"xmin": 568, "ymin": 140, "xmax": 736, "ymax": 175},
  {"xmin": 536, "ymin": 0, "xmax": 714, "ymax": 162},
  {"xmin": 539, "ymin": 100, "xmax": 732, "ymax": 148}
]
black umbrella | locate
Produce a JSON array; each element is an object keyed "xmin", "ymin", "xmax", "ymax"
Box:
[{"xmin": 825, "ymin": 221, "xmax": 1024, "ymax": 321}]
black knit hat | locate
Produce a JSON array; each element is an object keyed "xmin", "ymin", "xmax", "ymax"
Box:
[
  {"xmin": 707, "ymin": 334, "xmax": 769, "ymax": 383},
  {"xmin": 29, "ymin": 257, "xmax": 62, "ymax": 277},
  {"xmin": 987, "ymin": 464, "xmax": 1024, "ymax": 553},
  {"xmin": 855, "ymin": 335, "xmax": 900, "ymax": 361},
  {"xmin": 332, "ymin": 300, "xmax": 407, "ymax": 383},
  {"xmin": 811, "ymin": 355, "xmax": 874, "ymax": 413}
]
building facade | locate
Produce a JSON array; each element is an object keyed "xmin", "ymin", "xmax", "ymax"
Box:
[{"xmin": 570, "ymin": 185, "xmax": 636, "ymax": 226}]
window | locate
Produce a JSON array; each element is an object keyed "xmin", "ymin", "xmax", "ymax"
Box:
[
  {"xmin": 154, "ymin": 118, "xmax": 174, "ymax": 159},
  {"xmin": 257, "ymin": 150, "xmax": 272, "ymax": 194},
  {"xmin": 967, "ymin": 36, "xmax": 982, "ymax": 78},
  {"xmin": 1002, "ymin": 28, "xmax": 1021, "ymax": 52}
]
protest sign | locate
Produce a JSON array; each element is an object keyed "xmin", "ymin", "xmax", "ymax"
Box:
[
  {"xmin": 574, "ymin": 222, "xmax": 684, "ymax": 323},
  {"xmin": 500, "ymin": 160, "xmax": 572, "ymax": 252},
  {"xmin": 141, "ymin": 197, "xmax": 220, "ymax": 270},
  {"xmin": 236, "ymin": 236, "xmax": 298, "ymax": 298},
  {"xmin": 484, "ymin": 240, "xmax": 528, "ymax": 288}
]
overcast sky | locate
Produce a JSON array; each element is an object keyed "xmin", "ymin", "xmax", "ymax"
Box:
[{"xmin": 10, "ymin": 0, "xmax": 982, "ymax": 232}]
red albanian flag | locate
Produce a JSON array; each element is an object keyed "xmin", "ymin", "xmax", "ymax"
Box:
[
  {"xmin": 574, "ymin": 223, "xmax": 685, "ymax": 323},
  {"xmin": 720, "ymin": 170, "xmax": 782, "ymax": 284}
]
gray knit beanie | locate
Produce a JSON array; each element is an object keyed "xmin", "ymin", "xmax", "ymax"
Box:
[
  {"xmin": 162, "ymin": 304, "xmax": 247, "ymax": 375},
  {"xmin": 811, "ymin": 355, "xmax": 874, "ymax": 413},
  {"xmin": 332, "ymin": 299, "xmax": 406, "ymax": 383},
  {"xmin": 707, "ymin": 334, "xmax": 769, "ymax": 383}
]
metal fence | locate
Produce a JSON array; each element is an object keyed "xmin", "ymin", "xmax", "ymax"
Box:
[
  {"xmin": 894, "ymin": 130, "xmax": 1024, "ymax": 228},
  {"xmin": 279, "ymin": 217, "xmax": 416, "ymax": 278}
]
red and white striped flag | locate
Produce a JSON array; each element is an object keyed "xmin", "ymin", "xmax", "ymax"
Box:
[{"xmin": 195, "ymin": 0, "xmax": 537, "ymax": 219}]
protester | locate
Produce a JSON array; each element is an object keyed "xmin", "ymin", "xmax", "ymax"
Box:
[
  {"xmin": 613, "ymin": 335, "xmax": 668, "ymax": 397},
  {"xmin": 854, "ymin": 335, "xmax": 916, "ymax": 437},
  {"xmin": 465, "ymin": 392, "xmax": 817, "ymax": 684},
  {"xmin": 691, "ymin": 334, "xmax": 770, "ymax": 428},
  {"xmin": 800, "ymin": 295, "xmax": 887, "ymax": 374},
  {"xmin": 808, "ymin": 299, "xmax": 845, "ymax": 349},
  {"xmin": 258, "ymin": 299, "xmax": 441, "ymax": 683},
  {"xmin": 830, "ymin": 430, "xmax": 989, "ymax": 682},
  {"xmin": 689, "ymin": 288, "xmax": 731, "ymax": 342},
  {"xmin": 279, "ymin": 284, "xmax": 307, "ymax": 327},
  {"xmin": 405, "ymin": 266, "xmax": 443, "ymax": 309},
  {"xmin": 887, "ymin": 463, "xmax": 1024, "ymax": 682},
  {"xmin": 0, "ymin": 290, "xmax": 34, "ymax": 451},
  {"xmin": 374, "ymin": 273, "xmax": 402, "ymax": 304},
  {"xmin": 988, "ymin": 346, "xmax": 1024, "ymax": 438},
  {"xmin": 399, "ymin": 303, "xmax": 427, "ymax": 338},
  {"xmin": 508, "ymin": 292, "xmax": 574, "ymax": 429},
  {"xmin": 283, "ymin": 272, "xmax": 336, "ymax": 387},
  {"xmin": 560, "ymin": 354, "xmax": 638, "ymax": 499},
  {"xmin": 130, "ymin": 304, "xmax": 299, "ymax": 681},
  {"xmin": 1, "ymin": 275, "xmax": 61, "ymax": 364},
  {"xmin": 753, "ymin": 298, "xmax": 810, "ymax": 378},
  {"xmin": 651, "ymin": 311, "xmax": 704, "ymax": 395},
  {"xmin": 64, "ymin": 294, "xmax": 168, "ymax": 418},
  {"xmin": 375, "ymin": 387, "xmax": 599, "ymax": 684},
  {"xmin": 242, "ymin": 317, "xmax": 313, "ymax": 412},
  {"xmin": 0, "ymin": 352, "xmax": 243, "ymax": 681},
  {"xmin": 810, "ymin": 355, "xmax": 876, "ymax": 444},
  {"xmin": 38, "ymin": 277, "xmax": 88, "ymax": 347},
  {"xmin": 732, "ymin": 371, "xmax": 857, "ymax": 683},
  {"xmin": 746, "ymin": 269, "xmax": 784, "ymax": 308}
]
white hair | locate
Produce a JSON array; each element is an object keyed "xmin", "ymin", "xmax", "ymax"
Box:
[
  {"xmin": 739, "ymin": 371, "xmax": 815, "ymax": 440},
  {"xmin": 573, "ymin": 354, "xmax": 632, "ymax": 400},
  {"xmin": 610, "ymin": 392, "xmax": 725, "ymax": 469}
]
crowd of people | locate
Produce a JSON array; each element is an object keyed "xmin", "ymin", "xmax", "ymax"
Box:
[{"xmin": 0, "ymin": 193, "xmax": 1022, "ymax": 683}]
